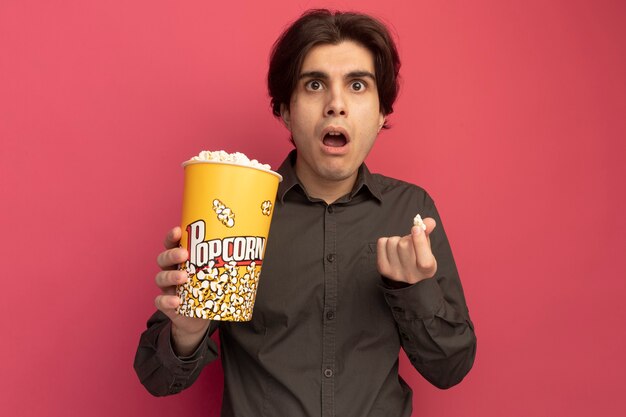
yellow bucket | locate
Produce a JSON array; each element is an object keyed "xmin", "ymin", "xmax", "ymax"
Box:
[{"xmin": 176, "ymin": 160, "xmax": 282, "ymax": 321}]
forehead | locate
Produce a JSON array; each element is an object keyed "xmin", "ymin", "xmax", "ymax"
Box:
[{"xmin": 300, "ymin": 40, "xmax": 376, "ymax": 74}]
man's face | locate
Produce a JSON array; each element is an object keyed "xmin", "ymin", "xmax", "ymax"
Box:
[{"xmin": 281, "ymin": 40, "xmax": 385, "ymax": 190}]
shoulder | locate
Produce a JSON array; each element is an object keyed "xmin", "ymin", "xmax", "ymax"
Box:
[
  {"xmin": 368, "ymin": 172, "xmax": 441, "ymax": 221},
  {"xmin": 371, "ymin": 173, "xmax": 431, "ymax": 202}
]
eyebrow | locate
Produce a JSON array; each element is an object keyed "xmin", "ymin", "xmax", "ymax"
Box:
[{"xmin": 299, "ymin": 70, "xmax": 376, "ymax": 81}]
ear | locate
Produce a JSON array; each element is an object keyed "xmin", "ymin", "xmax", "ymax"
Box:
[
  {"xmin": 378, "ymin": 112, "xmax": 385, "ymax": 132},
  {"xmin": 280, "ymin": 103, "xmax": 291, "ymax": 130}
]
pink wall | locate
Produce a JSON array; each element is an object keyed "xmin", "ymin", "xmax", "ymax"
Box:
[{"xmin": 2, "ymin": 0, "xmax": 625, "ymax": 416}]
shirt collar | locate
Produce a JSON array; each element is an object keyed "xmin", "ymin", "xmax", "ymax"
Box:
[{"xmin": 276, "ymin": 150, "xmax": 383, "ymax": 204}]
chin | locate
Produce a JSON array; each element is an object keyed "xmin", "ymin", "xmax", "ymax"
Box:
[{"xmin": 320, "ymin": 167, "xmax": 356, "ymax": 182}]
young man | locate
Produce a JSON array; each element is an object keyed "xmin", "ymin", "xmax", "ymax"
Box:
[{"xmin": 135, "ymin": 9, "xmax": 476, "ymax": 417}]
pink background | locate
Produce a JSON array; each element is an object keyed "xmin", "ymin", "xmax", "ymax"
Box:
[{"xmin": 1, "ymin": 0, "xmax": 625, "ymax": 416}]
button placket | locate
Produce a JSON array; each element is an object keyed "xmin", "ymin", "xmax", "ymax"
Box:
[{"xmin": 322, "ymin": 202, "xmax": 337, "ymax": 416}]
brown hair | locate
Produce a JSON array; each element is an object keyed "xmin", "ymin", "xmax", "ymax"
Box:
[{"xmin": 267, "ymin": 9, "xmax": 401, "ymax": 128}]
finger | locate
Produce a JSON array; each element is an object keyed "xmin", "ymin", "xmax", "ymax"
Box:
[
  {"xmin": 385, "ymin": 236, "xmax": 402, "ymax": 273},
  {"xmin": 156, "ymin": 247, "xmax": 189, "ymax": 270},
  {"xmin": 155, "ymin": 294, "xmax": 180, "ymax": 312},
  {"xmin": 376, "ymin": 238, "xmax": 391, "ymax": 275},
  {"xmin": 155, "ymin": 270, "xmax": 187, "ymax": 289},
  {"xmin": 164, "ymin": 226, "xmax": 182, "ymax": 249},
  {"xmin": 411, "ymin": 226, "xmax": 437, "ymax": 277},
  {"xmin": 396, "ymin": 234, "xmax": 417, "ymax": 272}
]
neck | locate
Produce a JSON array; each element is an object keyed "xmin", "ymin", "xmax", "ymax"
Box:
[{"xmin": 295, "ymin": 168, "xmax": 358, "ymax": 204}]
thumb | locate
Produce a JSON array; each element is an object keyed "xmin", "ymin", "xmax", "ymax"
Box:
[
  {"xmin": 410, "ymin": 223, "xmax": 438, "ymax": 278},
  {"xmin": 411, "ymin": 217, "xmax": 437, "ymax": 258},
  {"xmin": 423, "ymin": 217, "xmax": 436, "ymax": 235}
]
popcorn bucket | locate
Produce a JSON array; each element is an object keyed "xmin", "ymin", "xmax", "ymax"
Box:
[{"xmin": 176, "ymin": 159, "xmax": 282, "ymax": 321}]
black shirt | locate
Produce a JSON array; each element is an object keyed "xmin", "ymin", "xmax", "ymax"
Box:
[{"xmin": 134, "ymin": 151, "xmax": 476, "ymax": 417}]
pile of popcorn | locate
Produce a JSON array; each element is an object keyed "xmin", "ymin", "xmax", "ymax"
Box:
[
  {"xmin": 189, "ymin": 150, "xmax": 271, "ymax": 171},
  {"xmin": 176, "ymin": 260, "xmax": 260, "ymax": 321}
]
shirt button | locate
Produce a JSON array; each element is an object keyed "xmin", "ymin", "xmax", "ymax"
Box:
[
  {"xmin": 327, "ymin": 254, "xmax": 336, "ymax": 262},
  {"xmin": 324, "ymin": 368, "xmax": 334, "ymax": 378},
  {"xmin": 327, "ymin": 205, "xmax": 334, "ymax": 213},
  {"xmin": 326, "ymin": 310, "xmax": 335, "ymax": 320}
]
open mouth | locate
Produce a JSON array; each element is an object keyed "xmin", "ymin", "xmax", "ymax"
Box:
[{"xmin": 322, "ymin": 131, "xmax": 348, "ymax": 147}]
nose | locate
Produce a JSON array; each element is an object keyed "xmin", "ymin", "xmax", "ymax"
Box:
[{"xmin": 324, "ymin": 85, "xmax": 347, "ymax": 117}]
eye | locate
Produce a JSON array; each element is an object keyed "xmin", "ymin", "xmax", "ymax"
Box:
[
  {"xmin": 350, "ymin": 80, "xmax": 367, "ymax": 92},
  {"xmin": 306, "ymin": 80, "xmax": 323, "ymax": 91}
]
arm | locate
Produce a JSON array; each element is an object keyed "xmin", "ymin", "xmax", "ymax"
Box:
[
  {"xmin": 134, "ymin": 310, "xmax": 219, "ymax": 396},
  {"xmin": 133, "ymin": 227, "xmax": 220, "ymax": 396},
  {"xmin": 377, "ymin": 194, "xmax": 476, "ymax": 389}
]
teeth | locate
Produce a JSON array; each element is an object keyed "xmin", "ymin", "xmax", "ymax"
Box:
[{"xmin": 328, "ymin": 131, "xmax": 341, "ymax": 135}]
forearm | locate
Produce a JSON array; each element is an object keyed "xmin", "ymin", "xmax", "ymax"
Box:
[
  {"xmin": 133, "ymin": 311, "xmax": 219, "ymax": 396},
  {"xmin": 171, "ymin": 321, "xmax": 212, "ymax": 357},
  {"xmin": 385, "ymin": 278, "xmax": 476, "ymax": 388},
  {"xmin": 385, "ymin": 190, "xmax": 476, "ymax": 388}
]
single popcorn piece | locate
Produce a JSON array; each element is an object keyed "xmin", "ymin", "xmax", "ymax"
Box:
[
  {"xmin": 413, "ymin": 213, "xmax": 427, "ymax": 231},
  {"xmin": 212, "ymin": 199, "xmax": 235, "ymax": 228},
  {"xmin": 260, "ymin": 200, "xmax": 272, "ymax": 216},
  {"xmin": 189, "ymin": 150, "xmax": 272, "ymax": 171}
]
